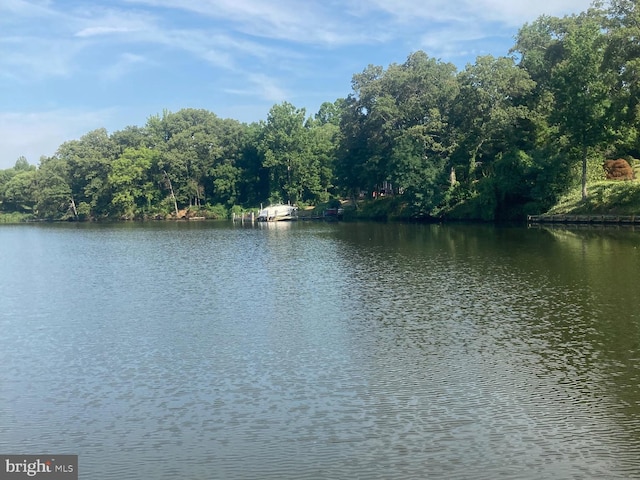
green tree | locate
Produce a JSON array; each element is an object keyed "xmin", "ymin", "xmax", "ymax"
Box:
[
  {"xmin": 34, "ymin": 158, "xmax": 74, "ymax": 219},
  {"xmin": 3, "ymin": 170, "xmax": 37, "ymax": 212},
  {"xmin": 337, "ymin": 64, "xmax": 391, "ymax": 196},
  {"xmin": 259, "ymin": 102, "xmax": 309, "ymax": 204},
  {"xmin": 452, "ymin": 55, "xmax": 535, "ymax": 185},
  {"xmin": 0, "ymin": 158, "xmax": 36, "ymax": 212},
  {"xmin": 146, "ymin": 109, "xmax": 246, "ymax": 210},
  {"xmin": 305, "ymin": 120, "xmax": 339, "ymax": 203},
  {"xmin": 385, "ymin": 53, "xmax": 459, "ymax": 215},
  {"xmin": 235, "ymin": 122, "xmax": 269, "ymax": 206},
  {"xmin": 447, "ymin": 55, "xmax": 537, "ymax": 219},
  {"xmin": 205, "ymin": 118, "xmax": 247, "ymax": 206},
  {"xmin": 335, "ymin": 95, "xmax": 372, "ymax": 198},
  {"xmin": 209, "ymin": 162, "xmax": 240, "ymax": 206},
  {"xmin": 338, "ymin": 52, "xmax": 459, "ymax": 214},
  {"xmin": 111, "ymin": 126, "xmax": 151, "ymax": 153},
  {"xmin": 604, "ymin": 0, "xmax": 640, "ymax": 157},
  {"xmin": 512, "ymin": 16, "xmax": 582, "ymax": 211},
  {"xmin": 108, "ymin": 147, "xmax": 158, "ymax": 218},
  {"xmin": 0, "ymin": 169, "xmax": 15, "ymax": 211},
  {"xmin": 54, "ymin": 128, "xmax": 116, "ymax": 217},
  {"xmin": 314, "ymin": 100, "xmax": 345, "ymax": 127},
  {"xmin": 14, "ymin": 156, "xmax": 35, "ymax": 172},
  {"xmin": 549, "ymin": 10, "xmax": 611, "ymax": 200}
]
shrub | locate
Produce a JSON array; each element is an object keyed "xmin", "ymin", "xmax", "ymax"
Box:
[{"xmin": 202, "ymin": 203, "xmax": 228, "ymax": 219}]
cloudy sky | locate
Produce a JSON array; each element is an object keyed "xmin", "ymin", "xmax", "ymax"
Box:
[{"xmin": 1, "ymin": 0, "xmax": 594, "ymax": 169}]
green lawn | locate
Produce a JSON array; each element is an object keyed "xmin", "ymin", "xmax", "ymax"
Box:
[{"xmin": 547, "ymin": 180, "xmax": 640, "ymax": 215}]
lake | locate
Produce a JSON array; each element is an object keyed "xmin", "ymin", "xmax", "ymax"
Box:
[{"xmin": 1, "ymin": 221, "xmax": 639, "ymax": 479}]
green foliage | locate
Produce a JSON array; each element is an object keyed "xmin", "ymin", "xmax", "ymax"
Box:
[
  {"xmin": 33, "ymin": 158, "xmax": 73, "ymax": 219},
  {"xmin": 551, "ymin": 11, "xmax": 612, "ymax": 199},
  {"xmin": 451, "ymin": 55, "xmax": 535, "ymax": 187},
  {"xmin": 108, "ymin": 147, "xmax": 158, "ymax": 218},
  {"xmin": 210, "ymin": 162, "xmax": 241, "ymax": 206},
  {"xmin": 259, "ymin": 102, "xmax": 309, "ymax": 204},
  {"xmin": 54, "ymin": 128, "xmax": 116, "ymax": 215},
  {"xmin": 603, "ymin": 0, "xmax": 640, "ymax": 157},
  {"xmin": 3, "ymin": 170, "xmax": 37, "ymax": 212},
  {"xmin": 0, "ymin": 212, "xmax": 32, "ymax": 223},
  {"xmin": 229, "ymin": 204, "xmax": 247, "ymax": 216},
  {"xmin": 337, "ymin": 51, "xmax": 458, "ymax": 214},
  {"xmin": 354, "ymin": 197, "xmax": 407, "ymax": 221},
  {"xmin": 3, "ymin": 2, "xmax": 640, "ymax": 221},
  {"xmin": 14, "ymin": 156, "xmax": 35, "ymax": 172},
  {"xmin": 201, "ymin": 203, "xmax": 228, "ymax": 219}
]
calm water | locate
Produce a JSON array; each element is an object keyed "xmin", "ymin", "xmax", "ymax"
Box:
[{"xmin": 1, "ymin": 221, "xmax": 639, "ymax": 479}]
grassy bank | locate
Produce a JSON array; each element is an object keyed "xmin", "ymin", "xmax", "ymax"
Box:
[
  {"xmin": 546, "ymin": 180, "xmax": 640, "ymax": 216},
  {"xmin": 341, "ymin": 179, "xmax": 640, "ymax": 222}
]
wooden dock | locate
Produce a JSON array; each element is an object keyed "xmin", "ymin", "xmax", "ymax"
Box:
[{"xmin": 527, "ymin": 214, "xmax": 640, "ymax": 224}]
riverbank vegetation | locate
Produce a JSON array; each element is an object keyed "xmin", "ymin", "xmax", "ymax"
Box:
[
  {"xmin": 547, "ymin": 181, "xmax": 640, "ymax": 216},
  {"xmin": 1, "ymin": 1, "xmax": 639, "ymax": 223}
]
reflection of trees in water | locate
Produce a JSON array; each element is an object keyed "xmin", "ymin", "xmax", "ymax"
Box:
[
  {"xmin": 540, "ymin": 226, "xmax": 640, "ymax": 421},
  {"xmin": 336, "ymin": 222, "xmax": 640, "ymax": 444}
]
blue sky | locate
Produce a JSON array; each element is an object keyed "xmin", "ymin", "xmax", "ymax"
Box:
[{"xmin": 1, "ymin": 0, "xmax": 594, "ymax": 170}]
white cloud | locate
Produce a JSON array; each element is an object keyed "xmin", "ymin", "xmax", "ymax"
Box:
[
  {"xmin": 125, "ymin": 0, "xmax": 375, "ymax": 46},
  {"xmin": 118, "ymin": 0, "xmax": 595, "ymax": 69},
  {"xmin": 359, "ymin": 0, "xmax": 470, "ymax": 24},
  {"xmin": 71, "ymin": 7, "xmax": 158, "ymax": 38},
  {"xmin": 0, "ymin": 5, "xmax": 157, "ymax": 80},
  {"xmin": 153, "ymin": 29, "xmax": 237, "ymax": 70},
  {"xmin": 0, "ymin": 36, "xmax": 81, "ymax": 79},
  {"xmin": 364, "ymin": 0, "xmax": 593, "ymax": 25},
  {"xmin": 0, "ymin": 0, "xmax": 56, "ymax": 18},
  {"xmin": 471, "ymin": 0, "xmax": 595, "ymax": 25},
  {"xmin": 75, "ymin": 26, "xmax": 138, "ymax": 37},
  {"xmin": 247, "ymin": 73, "xmax": 289, "ymax": 103},
  {"xmin": 358, "ymin": 0, "xmax": 594, "ymax": 64},
  {"xmin": 0, "ymin": 1, "xmax": 308, "ymax": 109},
  {"xmin": 101, "ymin": 53, "xmax": 151, "ymax": 81}
]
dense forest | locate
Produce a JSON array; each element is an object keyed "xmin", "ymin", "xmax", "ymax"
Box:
[{"xmin": 1, "ymin": 1, "xmax": 639, "ymax": 222}]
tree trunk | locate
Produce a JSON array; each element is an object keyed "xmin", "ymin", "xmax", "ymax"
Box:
[
  {"xmin": 581, "ymin": 146, "xmax": 588, "ymax": 201},
  {"xmin": 469, "ymin": 138, "xmax": 484, "ymax": 179},
  {"xmin": 163, "ymin": 170, "xmax": 179, "ymax": 217},
  {"xmin": 69, "ymin": 195, "xmax": 79, "ymax": 220}
]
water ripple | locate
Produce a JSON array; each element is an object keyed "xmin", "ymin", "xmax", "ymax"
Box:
[{"xmin": 1, "ymin": 222, "xmax": 639, "ymax": 479}]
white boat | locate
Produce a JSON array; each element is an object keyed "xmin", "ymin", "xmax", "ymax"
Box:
[{"xmin": 256, "ymin": 204, "xmax": 298, "ymax": 222}]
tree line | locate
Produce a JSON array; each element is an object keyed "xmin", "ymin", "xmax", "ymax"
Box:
[{"xmin": 1, "ymin": 1, "xmax": 639, "ymax": 221}]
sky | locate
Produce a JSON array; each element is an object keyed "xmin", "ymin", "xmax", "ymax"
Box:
[{"xmin": 1, "ymin": 0, "xmax": 595, "ymax": 170}]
